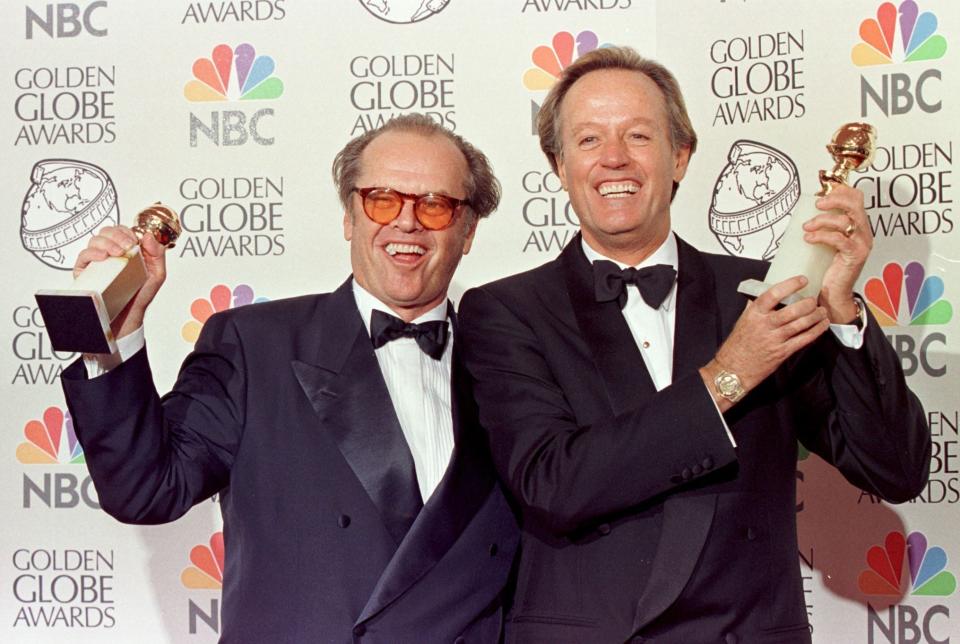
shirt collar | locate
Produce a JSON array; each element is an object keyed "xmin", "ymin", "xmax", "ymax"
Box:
[
  {"xmin": 581, "ymin": 232, "xmax": 679, "ymax": 311},
  {"xmin": 352, "ymin": 279, "xmax": 449, "ymax": 336}
]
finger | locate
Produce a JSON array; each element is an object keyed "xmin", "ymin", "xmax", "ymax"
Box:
[
  {"xmin": 781, "ymin": 317, "xmax": 831, "ymax": 355},
  {"xmin": 803, "ymin": 229, "xmax": 861, "ymax": 254},
  {"xmin": 771, "ymin": 297, "xmax": 819, "ymax": 326},
  {"xmin": 802, "ymin": 212, "xmax": 855, "ymax": 234},
  {"xmin": 756, "ymin": 275, "xmax": 808, "ymax": 311},
  {"xmin": 803, "ymin": 229, "xmax": 873, "ymax": 261},
  {"xmin": 140, "ymin": 231, "xmax": 167, "ymax": 257},
  {"xmin": 815, "ymin": 184, "xmax": 866, "ymax": 214},
  {"xmin": 95, "ymin": 225, "xmax": 138, "ymax": 249},
  {"xmin": 780, "ymin": 306, "xmax": 829, "ymax": 339},
  {"xmin": 73, "ymin": 247, "xmax": 110, "ymax": 276},
  {"xmin": 87, "ymin": 234, "xmax": 133, "ymax": 257}
]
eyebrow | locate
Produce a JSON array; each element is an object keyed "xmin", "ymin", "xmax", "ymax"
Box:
[{"xmin": 567, "ymin": 117, "xmax": 658, "ymax": 135}]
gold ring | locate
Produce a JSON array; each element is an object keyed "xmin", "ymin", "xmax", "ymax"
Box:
[{"xmin": 843, "ymin": 221, "xmax": 857, "ymax": 237}]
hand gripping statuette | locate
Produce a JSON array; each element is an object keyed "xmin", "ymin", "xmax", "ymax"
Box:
[
  {"xmin": 737, "ymin": 123, "xmax": 876, "ymax": 305},
  {"xmin": 35, "ymin": 204, "xmax": 182, "ymax": 354}
]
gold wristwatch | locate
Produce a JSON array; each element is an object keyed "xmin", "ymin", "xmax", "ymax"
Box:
[{"xmin": 714, "ymin": 369, "xmax": 745, "ymax": 403}]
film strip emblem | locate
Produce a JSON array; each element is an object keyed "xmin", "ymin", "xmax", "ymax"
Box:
[
  {"xmin": 709, "ymin": 140, "xmax": 800, "ymax": 260},
  {"xmin": 20, "ymin": 159, "xmax": 120, "ymax": 271}
]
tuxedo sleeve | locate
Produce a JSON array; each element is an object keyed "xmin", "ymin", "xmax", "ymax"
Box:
[
  {"xmin": 61, "ymin": 311, "xmax": 245, "ymax": 524},
  {"xmin": 791, "ymin": 307, "xmax": 930, "ymax": 503},
  {"xmin": 458, "ymin": 286, "xmax": 737, "ymax": 534}
]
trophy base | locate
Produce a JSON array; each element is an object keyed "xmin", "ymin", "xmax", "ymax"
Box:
[
  {"xmin": 737, "ymin": 279, "xmax": 805, "ymax": 307},
  {"xmin": 35, "ymin": 291, "xmax": 117, "ymax": 354},
  {"xmin": 33, "ymin": 247, "xmax": 147, "ymax": 355}
]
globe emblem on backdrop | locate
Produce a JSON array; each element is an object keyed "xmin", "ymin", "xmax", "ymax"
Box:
[
  {"xmin": 20, "ymin": 159, "xmax": 119, "ymax": 270},
  {"xmin": 709, "ymin": 140, "xmax": 799, "ymax": 260},
  {"xmin": 359, "ymin": 0, "xmax": 451, "ymax": 24}
]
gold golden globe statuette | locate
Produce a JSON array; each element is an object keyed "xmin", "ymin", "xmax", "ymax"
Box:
[
  {"xmin": 131, "ymin": 203, "xmax": 182, "ymax": 248},
  {"xmin": 35, "ymin": 203, "xmax": 183, "ymax": 355},
  {"xmin": 737, "ymin": 123, "xmax": 877, "ymax": 304}
]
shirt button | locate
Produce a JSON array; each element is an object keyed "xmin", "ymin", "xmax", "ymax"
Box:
[
  {"xmin": 338, "ymin": 514, "xmax": 351, "ymax": 528},
  {"xmin": 642, "ymin": 340, "xmax": 651, "ymax": 349}
]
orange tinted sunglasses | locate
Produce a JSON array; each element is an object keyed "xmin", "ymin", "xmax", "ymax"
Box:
[{"xmin": 353, "ymin": 187, "xmax": 469, "ymax": 230}]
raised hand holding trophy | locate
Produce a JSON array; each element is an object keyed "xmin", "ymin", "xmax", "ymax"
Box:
[
  {"xmin": 35, "ymin": 204, "xmax": 181, "ymax": 354},
  {"xmin": 738, "ymin": 123, "xmax": 877, "ymax": 304}
]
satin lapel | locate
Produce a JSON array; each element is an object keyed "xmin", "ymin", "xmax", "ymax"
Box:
[
  {"xmin": 560, "ymin": 235, "xmax": 656, "ymax": 415},
  {"xmin": 291, "ymin": 280, "xmax": 422, "ymax": 547},
  {"xmin": 631, "ymin": 495, "xmax": 717, "ymax": 633},
  {"xmin": 358, "ymin": 309, "xmax": 496, "ymax": 623},
  {"xmin": 672, "ymin": 237, "xmax": 723, "ymax": 378}
]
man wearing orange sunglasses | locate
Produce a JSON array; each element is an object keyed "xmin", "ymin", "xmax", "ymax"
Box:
[{"xmin": 60, "ymin": 114, "xmax": 518, "ymax": 642}]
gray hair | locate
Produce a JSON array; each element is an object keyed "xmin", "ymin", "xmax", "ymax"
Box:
[{"xmin": 332, "ymin": 113, "xmax": 501, "ymax": 220}]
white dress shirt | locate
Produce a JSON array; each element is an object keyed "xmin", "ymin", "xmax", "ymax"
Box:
[
  {"xmin": 352, "ymin": 281, "xmax": 454, "ymax": 503},
  {"xmin": 583, "ymin": 234, "xmax": 679, "ymax": 392},
  {"xmin": 85, "ymin": 283, "xmax": 456, "ymax": 502}
]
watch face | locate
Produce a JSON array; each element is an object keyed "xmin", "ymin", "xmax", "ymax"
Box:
[
  {"xmin": 716, "ymin": 372, "xmax": 743, "ymax": 398},
  {"xmin": 718, "ymin": 376, "xmax": 735, "ymax": 395}
]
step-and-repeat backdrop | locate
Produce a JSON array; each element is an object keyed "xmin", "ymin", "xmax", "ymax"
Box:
[{"xmin": 1, "ymin": 1, "xmax": 957, "ymax": 642}]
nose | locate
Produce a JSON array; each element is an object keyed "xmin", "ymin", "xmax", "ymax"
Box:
[
  {"xmin": 391, "ymin": 197, "xmax": 423, "ymax": 233},
  {"xmin": 599, "ymin": 138, "xmax": 629, "ymax": 168}
]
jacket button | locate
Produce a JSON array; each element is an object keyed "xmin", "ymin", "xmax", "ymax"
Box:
[
  {"xmin": 725, "ymin": 633, "xmax": 738, "ymax": 644},
  {"xmin": 746, "ymin": 527, "xmax": 756, "ymax": 541},
  {"xmin": 681, "ymin": 468, "xmax": 692, "ymax": 481},
  {"xmin": 488, "ymin": 543, "xmax": 498, "ymax": 557},
  {"xmin": 353, "ymin": 624, "xmax": 366, "ymax": 637},
  {"xmin": 454, "ymin": 637, "xmax": 466, "ymax": 644},
  {"xmin": 702, "ymin": 457, "xmax": 714, "ymax": 469},
  {"xmin": 597, "ymin": 523, "xmax": 611, "ymax": 535},
  {"xmin": 691, "ymin": 464, "xmax": 702, "ymax": 475},
  {"xmin": 338, "ymin": 514, "xmax": 351, "ymax": 528}
]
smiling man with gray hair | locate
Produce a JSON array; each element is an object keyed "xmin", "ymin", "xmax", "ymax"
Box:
[{"xmin": 61, "ymin": 114, "xmax": 517, "ymax": 642}]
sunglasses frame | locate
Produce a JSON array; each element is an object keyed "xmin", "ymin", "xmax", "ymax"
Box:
[{"xmin": 352, "ymin": 186, "xmax": 470, "ymax": 231}]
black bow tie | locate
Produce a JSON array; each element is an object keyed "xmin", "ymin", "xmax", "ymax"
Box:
[
  {"xmin": 369, "ymin": 309, "xmax": 449, "ymax": 360},
  {"xmin": 593, "ymin": 260, "xmax": 677, "ymax": 310}
]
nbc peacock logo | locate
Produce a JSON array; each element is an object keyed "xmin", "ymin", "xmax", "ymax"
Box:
[
  {"xmin": 182, "ymin": 284, "xmax": 270, "ymax": 343},
  {"xmin": 864, "ymin": 261, "xmax": 952, "ymax": 327},
  {"xmin": 852, "ymin": 0, "xmax": 948, "ymax": 66},
  {"xmin": 184, "ymin": 44, "xmax": 284, "ymax": 102},
  {"xmin": 859, "ymin": 531, "xmax": 957, "ymax": 596},
  {"xmin": 181, "ymin": 532, "xmax": 225, "ymax": 590},
  {"xmin": 523, "ymin": 31, "xmax": 604, "ymax": 91},
  {"xmin": 16, "ymin": 406, "xmax": 85, "ymax": 465}
]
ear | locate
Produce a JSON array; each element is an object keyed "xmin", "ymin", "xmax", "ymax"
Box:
[
  {"xmin": 343, "ymin": 209, "xmax": 354, "ymax": 241},
  {"xmin": 555, "ymin": 155, "xmax": 568, "ymax": 191},
  {"xmin": 461, "ymin": 216, "xmax": 479, "ymax": 255},
  {"xmin": 672, "ymin": 144, "xmax": 691, "ymax": 183}
]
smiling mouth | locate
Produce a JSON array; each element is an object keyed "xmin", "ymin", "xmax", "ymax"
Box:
[
  {"xmin": 385, "ymin": 243, "xmax": 426, "ymax": 257},
  {"xmin": 598, "ymin": 182, "xmax": 639, "ymax": 198}
]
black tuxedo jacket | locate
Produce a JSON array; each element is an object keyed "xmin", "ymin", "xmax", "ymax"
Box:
[
  {"xmin": 61, "ymin": 278, "xmax": 518, "ymax": 643},
  {"xmin": 458, "ymin": 234, "xmax": 929, "ymax": 644}
]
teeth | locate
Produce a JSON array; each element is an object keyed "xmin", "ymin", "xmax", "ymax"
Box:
[
  {"xmin": 598, "ymin": 182, "xmax": 639, "ymax": 197},
  {"xmin": 386, "ymin": 243, "xmax": 426, "ymax": 256}
]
